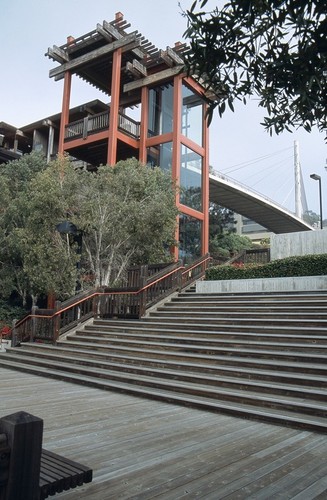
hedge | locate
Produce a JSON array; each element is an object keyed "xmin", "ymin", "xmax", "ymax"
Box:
[{"xmin": 205, "ymin": 254, "xmax": 327, "ymax": 281}]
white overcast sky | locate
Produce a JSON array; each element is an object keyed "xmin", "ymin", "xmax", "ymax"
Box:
[{"xmin": 1, "ymin": 0, "xmax": 326, "ymax": 216}]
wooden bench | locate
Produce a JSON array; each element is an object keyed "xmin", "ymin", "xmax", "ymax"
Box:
[{"xmin": 0, "ymin": 411, "xmax": 92, "ymax": 500}]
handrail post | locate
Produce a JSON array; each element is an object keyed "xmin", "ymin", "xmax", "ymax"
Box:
[
  {"xmin": 31, "ymin": 306, "xmax": 37, "ymax": 343},
  {"xmin": 11, "ymin": 320, "xmax": 18, "ymax": 348},
  {"xmin": 93, "ymin": 292, "xmax": 100, "ymax": 319},
  {"xmin": 177, "ymin": 265, "xmax": 183, "ymax": 291},
  {"xmin": 82, "ymin": 116, "xmax": 88, "ymax": 139},
  {"xmin": 139, "ymin": 266, "xmax": 148, "ymax": 318},
  {"xmin": 53, "ymin": 301, "xmax": 61, "ymax": 344}
]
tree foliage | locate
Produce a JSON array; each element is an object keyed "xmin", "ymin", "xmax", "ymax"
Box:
[
  {"xmin": 209, "ymin": 202, "xmax": 235, "ymax": 239},
  {"xmin": 208, "ymin": 201, "xmax": 253, "ymax": 260},
  {"xmin": 0, "ymin": 155, "xmax": 178, "ymax": 310},
  {"xmin": 73, "ymin": 159, "xmax": 178, "ymax": 286},
  {"xmin": 184, "ymin": 0, "xmax": 327, "ymax": 135},
  {"xmin": 303, "ymin": 209, "xmax": 321, "ymax": 227},
  {"xmin": 0, "ymin": 152, "xmax": 49, "ymax": 305}
]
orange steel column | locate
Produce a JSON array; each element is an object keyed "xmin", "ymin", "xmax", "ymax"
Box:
[
  {"xmin": 172, "ymin": 74, "xmax": 183, "ymax": 261},
  {"xmin": 58, "ymin": 70, "xmax": 72, "ymax": 154},
  {"xmin": 107, "ymin": 47, "xmax": 122, "ymax": 166},
  {"xmin": 202, "ymin": 104, "xmax": 210, "ymax": 254},
  {"xmin": 139, "ymin": 86, "xmax": 148, "ymax": 164}
]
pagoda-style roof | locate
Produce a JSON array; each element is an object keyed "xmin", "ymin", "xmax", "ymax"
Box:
[{"xmin": 46, "ymin": 12, "xmax": 189, "ymax": 103}]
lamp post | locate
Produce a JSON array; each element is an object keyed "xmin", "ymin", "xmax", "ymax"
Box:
[{"xmin": 310, "ymin": 174, "xmax": 323, "ymax": 229}]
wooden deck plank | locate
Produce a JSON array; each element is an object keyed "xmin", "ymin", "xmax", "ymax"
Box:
[{"xmin": 1, "ymin": 366, "xmax": 326, "ymax": 499}]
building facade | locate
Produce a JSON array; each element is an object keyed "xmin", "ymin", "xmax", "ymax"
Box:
[{"xmin": 46, "ymin": 13, "xmax": 212, "ymax": 261}]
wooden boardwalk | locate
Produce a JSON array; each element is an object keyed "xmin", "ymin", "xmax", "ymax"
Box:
[{"xmin": 1, "ymin": 366, "xmax": 327, "ymax": 499}]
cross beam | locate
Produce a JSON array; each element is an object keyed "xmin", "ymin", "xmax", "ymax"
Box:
[{"xmin": 49, "ymin": 32, "xmax": 140, "ymax": 80}]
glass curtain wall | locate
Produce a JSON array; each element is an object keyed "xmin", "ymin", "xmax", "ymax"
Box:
[
  {"xmin": 146, "ymin": 80, "xmax": 206, "ymax": 262},
  {"xmin": 148, "ymin": 83, "xmax": 174, "ymax": 137},
  {"xmin": 147, "ymin": 142, "xmax": 173, "ymax": 172},
  {"xmin": 179, "ymin": 83, "xmax": 205, "ymax": 260},
  {"xmin": 179, "ymin": 214, "xmax": 202, "ymax": 264},
  {"xmin": 180, "ymin": 145, "xmax": 202, "ymax": 211},
  {"xmin": 181, "ymin": 84, "xmax": 203, "ymax": 146}
]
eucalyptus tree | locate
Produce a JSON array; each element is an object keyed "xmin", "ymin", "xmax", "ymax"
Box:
[
  {"xmin": 0, "ymin": 154, "xmax": 178, "ymax": 308},
  {"xmin": 74, "ymin": 158, "xmax": 178, "ymax": 287},
  {"xmin": 0, "ymin": 152, "xmax": 49, "ymax": 305}
]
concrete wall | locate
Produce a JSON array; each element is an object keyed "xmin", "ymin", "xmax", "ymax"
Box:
[
  {"xmin": 271, "ymin": 230, "xmax": 327, "ymax": 260},
  {"xmin": 196, "ymin": 275, "xmax": 327, "ymax": 294}
]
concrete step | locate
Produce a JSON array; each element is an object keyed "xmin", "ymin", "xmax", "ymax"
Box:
[
  {"xmin": 93, "ymin": 318, "xmax": 327, "ymax": 336},
  {"xmin": 14, "ymin": 343, "xmax": 327, "ymax": 387},
  {"xmin": 164, "ymin": 302, "xmax": 327, "ymax": 313},
  {"xmin": 147, "ymin": 311, "xmax": 327, "ymax": 327},
  {"xmin": 62, "ymin": 333, "xmax": 327, "ymax": 363},
  {"xmin": 175, "ymin": 292, "xmax": 327, "ymax": 302},
  {"xmin": 154, "ymin": 306, "xmax": 327, "ymax": 325},
  {"xmin": 77, "ymin": 325, "xmax": 327, "ymax": 346},
  {"xmin": 174, "ymin": 293, "xmax": 327, "ymax": 300},
  {"xmin": 75, "ymin": 329, "xmax": 327, "ymax": 352},
  {"xmin": 5, "ymin": 345, "xmax": 327, "ymax": 401},
  {"xmin": 0, "ymin": 354, "xmax": 326, "ymax": 433},
  {"xmin": 1, "ymin": 288, "xmax": 327, "ymax": 433}
]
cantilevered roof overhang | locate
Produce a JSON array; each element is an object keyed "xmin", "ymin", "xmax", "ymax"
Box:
[
  {"xmin": 45, "ymin": 13, "xmax": 219, "ymax": 107},
  {"xmin": 209, "ymin": 172, "xmax": 313, "ymax": 233},
  {"xmin": 45, "ymin": 14, "xmax": 190, "ymax": 106}
]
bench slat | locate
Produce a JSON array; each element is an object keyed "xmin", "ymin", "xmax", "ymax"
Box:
[{"xmin": 39, "ymin": 449, "xmax": 92, "ymax": 499}]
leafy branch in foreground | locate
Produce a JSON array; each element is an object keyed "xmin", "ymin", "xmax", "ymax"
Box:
[{"xmin": 183, "ymin": 0, "xmax": 327, "ymax": 135}]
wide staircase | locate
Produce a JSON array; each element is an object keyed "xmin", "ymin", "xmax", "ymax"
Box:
[{"xmin": 1, "ymin": 288, "xmax": 327, "ymax": 432}]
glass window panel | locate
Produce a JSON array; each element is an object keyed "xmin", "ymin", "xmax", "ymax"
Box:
[
  {"xmin": 180, "ymin": 145, "xmax": 202, "ymax": 211},
  {"xmin": 179, "ymin": 214, "xmax": 202, "ymax": 264},
  {"xmin": 181, "ymin": 84, "xmax": 203, "ymax": 146},
  {"xmin": 147, "ymin": 142, "xmax": 173, "ymax": 173},
  {"xmin": 148, "ymin": 83, "xmax": 173, "ymax": 137}
]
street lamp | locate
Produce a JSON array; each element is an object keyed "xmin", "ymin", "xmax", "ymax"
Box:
[{"xmin": 310, "ymin": 174, "xmax": 323, "ymax": 229}]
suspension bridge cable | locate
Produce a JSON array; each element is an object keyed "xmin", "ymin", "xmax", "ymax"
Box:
[{"xmin": 219, "ymin": 147, "xmax": 293, "ymax": 175}]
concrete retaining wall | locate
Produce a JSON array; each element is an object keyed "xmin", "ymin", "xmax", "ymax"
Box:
[
  {"xmin": 271, "ymin": 230, "xmax": 327, "ymax": 260},
  {"xmin": 196, "ymin": 275, "xmax": 327, "ymax": 294}
]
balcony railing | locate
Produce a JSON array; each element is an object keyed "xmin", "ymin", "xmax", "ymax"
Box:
[{"xmin": 64, "ymin": 110, "xmax": 140, "ymax": 141}]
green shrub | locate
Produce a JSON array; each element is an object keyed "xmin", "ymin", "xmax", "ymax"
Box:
[
  {"xmin": 205, "ymin": 254, "xmax": 327, "ymax": 281},
  {"xmin": 0, "ymin": 300, "xmax": 26, "ymax": 325}
]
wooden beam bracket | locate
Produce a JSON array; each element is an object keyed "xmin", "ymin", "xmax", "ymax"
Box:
[
  {"xmin": 46, "ymin": 45, "xmax": 70, "ymax": 64},
  {"xmin": 126, "ymin": 59, "xmax": 147, "ymax": 78},
  {"xmin": 166, "ymin": 46, "xmax": 184, "ymax": 65}
]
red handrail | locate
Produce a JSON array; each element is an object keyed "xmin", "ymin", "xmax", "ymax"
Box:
[{"xmin": 11, "ymin": 255, "xmax": 211, "ymax": 346}]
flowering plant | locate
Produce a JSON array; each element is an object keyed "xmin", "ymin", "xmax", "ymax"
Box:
[{"xmin": 0, "ymin": 325, "xmax": 11, "ymax": 336}]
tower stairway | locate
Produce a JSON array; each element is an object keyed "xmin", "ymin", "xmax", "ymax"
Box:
[{"xmin": 1, "ymin": 289, "xmax": 327, "ymax": 432}]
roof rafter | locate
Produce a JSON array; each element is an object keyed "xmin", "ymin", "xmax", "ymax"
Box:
[
  {"xmin": 102, "ymin": 20, "xmax": 145, "ymax": 60},
  {"xmin": 49, "ymin": 32, "xmax": 140, "ymax": 80}
]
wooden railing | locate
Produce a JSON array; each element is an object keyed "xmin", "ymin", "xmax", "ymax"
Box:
[
  {"xmin": 118, "ymin": 113, "xmax": 140, "ymax": 138},
  {"xmin": 98, "ymin": 261, "xmax": 184, "ymax": 320},
  {"xmin": 225, "ymin": 248, "xmax": 270, "ymax": 266},
  {"xmin": 64, "ymin": 110, "xmax": 140, "ymax": 141},
  {"xmin": 11, "ymin": 288, "xmax": 96, "ymax": 347},
  {"xmin": 181, "ymin": 253, "xmax": 211, "ymax": 287},
  {"xmin": 10, "ymin": 255, "xmax": 211, "ymax": 347}
]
